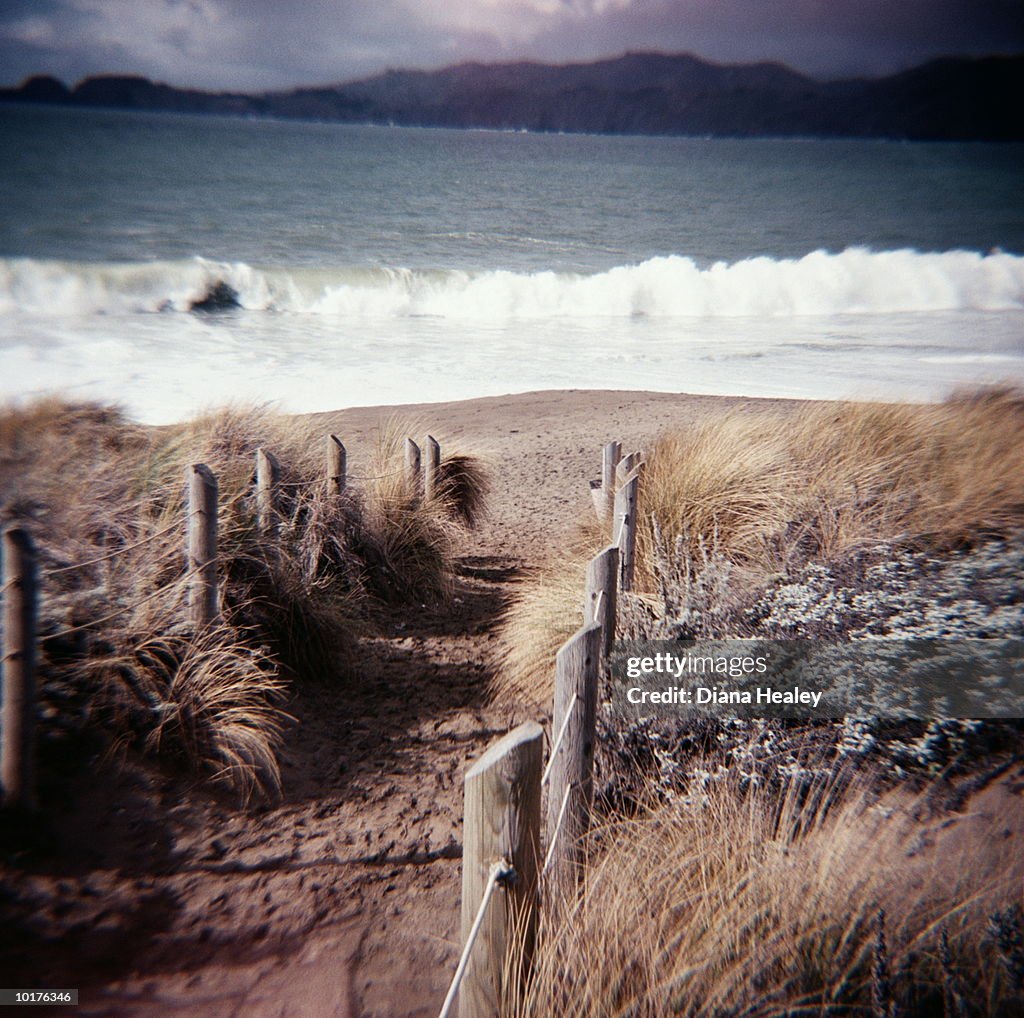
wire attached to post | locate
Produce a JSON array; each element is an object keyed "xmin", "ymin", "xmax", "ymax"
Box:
[
  {"xmin": 541, "ymin": 781, "xmax": 576, "ymax": 878},
  {"xmin": 437, "ymin": 858, "xmax": 515, "ymax": 1018},
  {"xmin": 541, "ymin": 692, "xmax": 578, "ymax": 787}
]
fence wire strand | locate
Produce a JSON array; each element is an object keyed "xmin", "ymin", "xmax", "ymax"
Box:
[
  {"xmin": 262, "ymin": 464, "xmax": 409, "ymax": 488},
  {"xmin": 437, "ymin": 859, "xmax": 512, "ymax": 1018},
  {"xmin": 541, "ymin": 692, "xmax": 578, "ymax": 787},
  {"xmin": 347, "ymin": 466, "xmax": 413, "ymax": 482},
  {"xmin": 44, "ymin": 518, "xmax": 185, "ymax": 577},
  {"xmin": 542, "ymin": 781, "xmax": 576, "ymax": 878},
  {"xmin": 45, "ymin": 562, "xmax": 215, "ymax": 642}
]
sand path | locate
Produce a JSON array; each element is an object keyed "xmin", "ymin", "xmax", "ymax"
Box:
[{"xmin": 1, "ymin": 391, "xmax": 798, "ymax": 1016}]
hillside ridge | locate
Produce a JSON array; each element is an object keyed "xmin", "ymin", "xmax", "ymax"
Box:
[{"xmin": 3, "ymin": 50, "xmax": 1023, "ymax": 140}]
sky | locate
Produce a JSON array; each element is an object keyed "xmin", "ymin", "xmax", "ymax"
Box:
[{"xmin": 1, "ymin": 0, "xmax": 1022, "ymax": 92}]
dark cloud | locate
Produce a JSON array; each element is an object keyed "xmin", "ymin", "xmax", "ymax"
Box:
[{"xmin": 1, "ymin": 0, "xmax": 1021, "ymax": 90}]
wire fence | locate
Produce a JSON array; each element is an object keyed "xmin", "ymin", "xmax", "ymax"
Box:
[
  {"xmin": 9, "ymin": 434, "xmax": 448, "ymax": 654},
  {"xmin": 31, "ymin": 445, "xmax": 425, "ymax": 586}
]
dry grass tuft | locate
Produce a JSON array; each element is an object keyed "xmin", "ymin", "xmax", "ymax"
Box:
[
  {"xmin": 489, "ymin": 557, "xmax": 590, "ymax": 707},
  {"xmin": 437, "ymin": 453, "xmax": 490, "ymax": 527},
  {"xmin": 1, "ymin": 398, "xmax": 486, "ymax": 801},
  {"xmin": 357, "ymin": 421, "xmax": 456, "ymax": 605},
  {"xmin": 510, "ymin": 770, "xmax": 1024, "ymax": 1017},
  {"xmin": 637, "ymin": 385, "xmax": 1024, "ymax": 588},
  {"xmin": 86, "ymin": 626, "xmax": 286, "ymax": 804},
  {"xmin": 354, "ymin": 417, "xmax": 489, "ymax": 604}
]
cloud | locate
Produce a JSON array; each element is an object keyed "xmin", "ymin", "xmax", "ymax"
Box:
[{"xmin": 0, "ymin": 0, "xmax": 1021, "ymax": 90}]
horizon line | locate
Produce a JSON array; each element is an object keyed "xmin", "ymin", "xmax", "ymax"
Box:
[{"xmin": 6, "ymin": 47, "xmax": 1024, "ymax": 96}]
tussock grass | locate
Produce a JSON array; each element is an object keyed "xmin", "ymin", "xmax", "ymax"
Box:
[
  {"xmin": 637, "ymin": 386, "xmax": 1024, "ymax": 588},
  {"xmin": 0, "ymin": 398, "xmax": 486, "ymax": 801},
  {"xmin": 436, "ymin": 453, "xmax": 490, "ymax": 527},
  {"xmin": 495, "ymin": 387, "xmax": 1024, "ymax": 706},
  {"xmin": 355, "ymin": 417, "xmax": 490, "ymax": 603},
  {"xmin": 87, "ymin": 626, "xmax": 286, "ymax": 804},
  {"xmin": 356, "ymin": 418, "xmax": 456, "ymax": 604},
  {"xmin": 490, "ymin": 508, "xmax": 614, "ymax": 706},
  {"xmin": 490, "ymin": 557, "xmax": 590, "ymax": 707},
  {"xmin": 510, "ymin": 770, "xmax": 1024, "ymax": 1017}
]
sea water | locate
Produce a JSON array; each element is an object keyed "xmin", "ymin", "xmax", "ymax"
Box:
[{"xmin": 1, "ymin": 103, "xmax": 1022, "ymax": 423}]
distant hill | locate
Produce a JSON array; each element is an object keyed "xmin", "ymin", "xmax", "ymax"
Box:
[{"xmin": 3, "ymin": 51, "xmax": 1022, "ymax": 140}]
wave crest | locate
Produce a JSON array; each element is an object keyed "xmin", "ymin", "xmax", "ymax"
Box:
[{"xmin": 1, "ymin": 248, "xmax": 1022, "ymax": 320}]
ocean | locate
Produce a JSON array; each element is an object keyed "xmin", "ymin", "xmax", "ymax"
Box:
[{"xmin": 1, "ymin": 103, "xmax": 1022, "ymax": 424}]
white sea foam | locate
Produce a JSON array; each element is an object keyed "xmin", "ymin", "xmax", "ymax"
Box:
[{"xmin": 2, "ymin": 247, "xmax": 1023, "ymax": 320}]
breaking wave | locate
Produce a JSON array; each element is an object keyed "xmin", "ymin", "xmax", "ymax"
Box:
[{"xmin": 2, "ymin": 247, "xmax": 1023, "ymax": 320}]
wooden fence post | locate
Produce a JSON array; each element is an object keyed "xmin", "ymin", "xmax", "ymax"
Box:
[
  {"xmin": 255, "ymin": 447, "xmax": 280, "ymax": 538},
  {"xmin": 187, "ymin": 463, "xmax": 218, "ymax": 629},
  {"xmin": 584, "ymin": 545, "xmax": 619, "ymax": 658},
  {"xmin": 424, "ymin": 435, "xmax": 441, "ymax": 501},
  {"xmin": 1, "ymin": 527, "xmax": 37, "ymax": 810},
  {"xmin": 614, "ymin": 473, "xmax": 640, "ymax": 593},
  {"xmin": 327, "ymin": 434, "xmax": 346, "ymax": 495},
  {"xmin": 615, "ymin": 450, "xmax": 641, "ymax": 489},
  {"xmin": 601, "ymin": 441, "xmax": 622, "ymax": 523},
  {"xmin": 404, "ymin": 438, "xmax": 421, "ymax": 497},
  {"xmin": 545, "ymin": 622, "xmax": 602, "ymax": 888},
  {"xmin": 460, "ymin": 722, "xmax": 543, "ymax": 1018}
]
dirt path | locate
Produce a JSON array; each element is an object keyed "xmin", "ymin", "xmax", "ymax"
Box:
[
  {"xmin": 1, "ymin": 554, "xmax": 533, "ymax": 1017},
  {"xmin": 1, "ymin": 391, "xmax": 805, "ymax": 1016}
]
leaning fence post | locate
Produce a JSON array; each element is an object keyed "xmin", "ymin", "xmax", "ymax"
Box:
[
  {"xmin": 460, "ymin": 722, "xmax": 543, "ymax": 1018},
  {"xmin": 255, "ymin": 447, "xmax": 280, "ymax": 538},
  {"xmin": 545, "ymin": 622, "xmax": 602, "ymax": 889},
  {"xmin": 601, "ymin": 441, "xmax": 622, "ymax": 523},
  {"xmin": 326, "ymin": 434, "xmax": 347, "ymax": 495},
  {"xmin": 584, "ymin": 545, "xmax": 619, "ymax": 658},
  {"xmin": 614, "ymin": 473, "xmax": 640, "ymax": 593},
  {"xmin": 1, "ymin": 527, "xmax": 37, "ymax": 810},
  {"xmin": 187, "ymin": 463, "xmax": 218, "ymax": 628},
  {"xmin": 424, "ymin": 435, "xmax": 441, "ymax": 501},
  {"xmin": 404, "ymin": 438, "xmax": 421, "ymax": 497}
]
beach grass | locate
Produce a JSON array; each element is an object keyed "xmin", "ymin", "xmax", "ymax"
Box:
[
  {"xmin": 493, "ymin": 386, "xmax": 1024, "ymax": 706},
  {"xmin": 0, "ymin": 398, "xmax": 486, "ymax": 801},
  {"xmin": 508, "ymin": 767, "xmax": 1024, "ymax": 1017}
]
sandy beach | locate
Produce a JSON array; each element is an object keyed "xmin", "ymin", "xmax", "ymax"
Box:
[{"xmin": 3, "ymin": 16, "xmax": 1023, "ymax": 1009}]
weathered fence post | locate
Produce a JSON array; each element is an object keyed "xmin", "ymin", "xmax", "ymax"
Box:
[
  {"xmin": 615, "ymin": 450, "xmax": 642, "ymax": 489},
  {"xmin": 614, "ymin": 472, "xmax": 640, "ymax": 593},
  {"xmin": 460, "ymin": 722, "xmax": 543, "ymax": 1018},
  {"xmin": 326, "ymin": 434, "xmax": 347, "ymax": 495},
  {"xmin": 404, "ymin": 438, "xmax": 421, "ymax": 497},
  {"xmin": 584, "ymin": 545, "xmax": 619, "ymax": 658},
  {"xmin": 1, "ymin": 527, "xmax": 37, "ymax": 810},
  {"xmin": 255, "ymin": 447, "xmax": 280, "ymax": 538},
  {"xmin": 424, "ymin": 435, "xmax": 441, "ymax": 501},
  {"xmin": 187, "ymin": 463, "xmax": 218, "ymax": 628},
  {"xmin": 545, "ymin": 622, "xmax": 602, "ymax": 888},
  {"xmin": 601, "ymin": 441, "xmax": 622, "ymax": 523}
]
